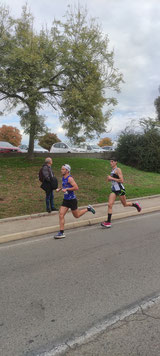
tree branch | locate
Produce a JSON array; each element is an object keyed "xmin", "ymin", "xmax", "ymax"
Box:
[{"xmin": 0, "ymin": 89, "xmax": 26, "ymax": 103}]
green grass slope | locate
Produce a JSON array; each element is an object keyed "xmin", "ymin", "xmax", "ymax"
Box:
[{"xmin": 0, "ymin": 156, "xmax": 159, "ymax": 219}]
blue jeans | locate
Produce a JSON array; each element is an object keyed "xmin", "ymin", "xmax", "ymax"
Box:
[{"xmin": 46, "ymin": 190, "xmax": 54, "ymax": 210}]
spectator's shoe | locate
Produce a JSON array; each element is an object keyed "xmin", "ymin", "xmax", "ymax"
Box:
[
  {"xmin": 51, "ymin": 207, "xmax": 58, "ymax": 211},
  {"xmin": 47, "ymin": 208, "xmax": 51, "ymax": 213},
  {"xmin": 101, "ymin": 221, "xmax": 111, "ymax": 228},
  {"xmin": 87, "ymin": 205, "xmax": 95, "ymax": 214},
  {"xmin": 54, "ymin": 232, "xmax": 66, "ymax": 239},
  {"xmin": 134, "ymin": 202, "xmax": 142, "ymax": 212}
]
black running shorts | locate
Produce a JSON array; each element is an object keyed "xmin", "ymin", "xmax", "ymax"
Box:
[
  {"xmin": 62, "ymin": 198, "xmax": 78, "ymax": 210},
  {"xmin": 111, "ymin": 188, "xmax": 126, "ymax": 196}
]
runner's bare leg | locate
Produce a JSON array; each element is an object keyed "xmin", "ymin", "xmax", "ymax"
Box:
[{"xmin": 59, "ymin": 206, "xmax": 69, "ymax": 230}]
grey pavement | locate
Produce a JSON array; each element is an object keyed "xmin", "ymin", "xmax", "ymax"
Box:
[{"xmin": 0, "ymin": 194, "xmax": 160, "ymax": 244}]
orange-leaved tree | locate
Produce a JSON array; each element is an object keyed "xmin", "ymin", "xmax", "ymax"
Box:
[
  {"xmin": 0, "ymin": 125, "xmax": 22, "ymax": 146},
  {"xmin": 38, "ymin": 133, "xmax": 61, "ymax": 151},
  {"xmin": 98, "ymin": 137, "xmax": 113, "ymax": 147}
]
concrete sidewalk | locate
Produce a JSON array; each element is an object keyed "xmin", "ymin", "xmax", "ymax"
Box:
[{"xmin": 0, "ymin": 195, "xmax": 160, "ymax": 244}]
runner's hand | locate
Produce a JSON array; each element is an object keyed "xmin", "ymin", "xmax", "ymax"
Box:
[
  {"xmin": 56, "ymin": 188, "xmax": 62, "ymax": 192},
  {"xmin": 107, "ymin": 175, "xmax": 112, "ymax": 181}
]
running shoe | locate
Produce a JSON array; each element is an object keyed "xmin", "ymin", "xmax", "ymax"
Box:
[
  {"xmin": 101, "ymin": 221, "xmax": 111, "ymax": 228},
  {"xmin": 87, "ymin": 205, "xmax": 95, "ymax": 214},
  {"xmin": 134, "ymin": 201, "xmax": 142, "ymax": 212},
  {"xmin": 54, "ymin": 232, "xmax": 66, "ymax": 239}
]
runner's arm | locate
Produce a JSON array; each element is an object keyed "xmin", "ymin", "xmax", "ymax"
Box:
[
  {"xmin": 108, "ymin": 168, "xmax": 124, "ymax": 183},
  {"xmin": 116, "ymin": 168, "xmax": 124, "ymax": 183}
]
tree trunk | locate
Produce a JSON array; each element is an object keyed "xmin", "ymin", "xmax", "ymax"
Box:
[
  {"xmin": 26, "ymin": 106, "xmax": 36, "ymax": 160},
  {"xmin": 27, "ymin": 131, "xmax": 35, "ymax": 159}
]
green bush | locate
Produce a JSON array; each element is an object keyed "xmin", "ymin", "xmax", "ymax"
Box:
[{"xmin": 116, "ymin": 128, "xmax": 160, "ymax": 172}]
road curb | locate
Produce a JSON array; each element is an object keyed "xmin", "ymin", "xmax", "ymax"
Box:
[
  {"xmin": 1, "ymin": 205, "xmax": 160, "ymax": 244},
  {"xmin": 0, "ymin": 194, "xmax": 160, "ymax": 224}
]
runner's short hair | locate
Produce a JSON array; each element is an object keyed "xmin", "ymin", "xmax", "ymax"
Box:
[{"xmin": 110, "ymin": 157, "xmax": 117, "ymax": 162}]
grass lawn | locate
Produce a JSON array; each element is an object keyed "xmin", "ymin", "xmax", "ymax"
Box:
[{"xmin": 0, "ymin": 155, "xmax": 160, "ymax": 219}]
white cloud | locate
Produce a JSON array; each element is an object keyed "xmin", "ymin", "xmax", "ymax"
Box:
[{"xmin": 57, "ymin": 127, "xmax": 65, "ymax": 134}]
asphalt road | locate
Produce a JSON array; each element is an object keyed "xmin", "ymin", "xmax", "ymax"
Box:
[{"xmin": 1, "ymin": 211, "xmax": 160, "ymax": 356}]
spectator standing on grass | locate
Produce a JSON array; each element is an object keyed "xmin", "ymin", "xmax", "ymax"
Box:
[
  {"xmin": 41, "ymin": 157, "xmax": 58, "ymax": 213},
  {"xmin": 101, "ymin": 157, "xmax": 142, "ymax": 228},
  {"xmin": 54, "ymin": 164, "xmax": 95, "ymax": 239}
]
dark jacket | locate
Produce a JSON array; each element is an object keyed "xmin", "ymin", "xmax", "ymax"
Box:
[
  {"xmin": 42, "ymin": 164, "xmax": 54, "ymax": 181},
  {"xmin": 41, "ymin": 164, "xmax": 54, "ymax": 194}
]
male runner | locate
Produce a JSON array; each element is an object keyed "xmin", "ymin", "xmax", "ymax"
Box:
[
  {"xmin": 54, "ymin": 164, "xmax": 95, "ymax": 239},
  {"xmin": 101, "ymin": 158, "xmax": 142, "ymax": 228}
]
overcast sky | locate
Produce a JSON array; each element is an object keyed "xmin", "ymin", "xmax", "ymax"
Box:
[{"xmin": 0, "ymin": 0, "xmax": 160, "ymax": 145}]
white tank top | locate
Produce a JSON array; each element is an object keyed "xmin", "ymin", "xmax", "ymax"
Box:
[{"xmin": 111, "ymin": 168, "xmax": 125, "ymax": 191}]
